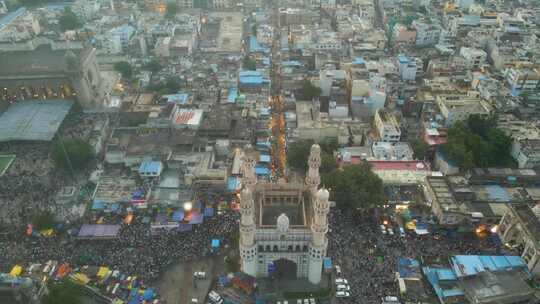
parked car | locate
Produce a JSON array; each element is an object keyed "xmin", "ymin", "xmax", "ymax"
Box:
[
  {"xmin": 336, "ymin": 284, "xmax": 350, "ymax": 291},
  {"xmin": 336, "ymin": 291, "xmax": 350, "ymax": 298},
  {"xmin": 193, "ymin": 271, "xmax": 206, "ymax": 279},
  {"xmin": 380, "ymin": 225, "xmax": 387, "ymax": 234},
  {"xmin": 335, "ymin": 278, "xmax": 348, "ymax": 285},
  {"xmin": 335, "ymin": 265, "xmax": 342, "ymax": 276}
]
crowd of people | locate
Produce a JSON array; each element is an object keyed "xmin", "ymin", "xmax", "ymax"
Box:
[
  {"xmin": 328, "ymin": 208, "xmax": 487, "ymax": 304},
  {"xmin": 0, "ymin": 142, "xmax": 62, "ymax": 226},
  {"xmin": 0, "ymin": 210, "xmax": 239, "ymax": 284}
]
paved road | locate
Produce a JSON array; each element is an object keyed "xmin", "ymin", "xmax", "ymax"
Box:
[{"xmin": 156, "ymin": 255, "xmax": 225, "ymax": 304}]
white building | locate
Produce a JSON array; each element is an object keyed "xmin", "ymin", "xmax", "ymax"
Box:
[
  {"xmin": 213, "ymin": 0, "xmax": 230, "ymax": 9},
  {"xmin": 239, "ymin": 145, "xmax": 329, "ymax": 284},
  {"xmin": 413, "ymin": 20, "xmax": 441, "ymax": 47},
  {"xmin": 72, "ymin": 0, "xmax": 101, "ymax": 20},
  {"xmin": 397, "ymin": 55, "xmax": 417, "ymax": 81},
  {"xmin": 511, "ymin": 139, "xmax": 540, "ymax": 169},
  {"xmin": 101, "ymin": 24, "xmax": 135, "ymax": 54},
  {"xmin": 374, "ymin": 109, "xmax": 401, "ymax": 142},
  {"xmin": 505, "ymin": 67, "xmax": 540, "ymax": 93},
  {"xmin": 459, "ymin": 47, "xmax": 487, "ymax": 69}
]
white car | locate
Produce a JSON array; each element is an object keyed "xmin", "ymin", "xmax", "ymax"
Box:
[
  {"xmin": 309, "ymin": 298, "xmax": 315, "ymax": 304},
  {"xmin": 336, "ymin": 284, "xmax": 350, "ymax": 291},
  {"xmin": 296, "ymin": 300, "xmax": 302, "ymax": 304},
  {"xmin": 336, "ymin": 291, "xmax": 350, "ymax": 298},
  {"xmin": 380, "ymin": 225, "xmax": 387, "ymax": 234},
  {"xmin": 335, "ymin": 278, "xmax": 348, "ymax": 285},
  {"xmin": 303, "ymin": 299, "xmax": 309, "ymax": 304},
  {"xmin": 399, "ymin": 227, "xmax": 406, "ymax": 237},
  {"xmin": 193, "ymin": 271, "xmax": 206, "ymax": 279},
  {"xmin": 388, "ymin": 228, "xmax": 394, "ymax": 236},
  {"xmin": 335, "ymin": 265, "xmax": 342, "ymax": 276}
]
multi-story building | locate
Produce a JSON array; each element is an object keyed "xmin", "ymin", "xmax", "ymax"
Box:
[
  {"xmin": 374, "ymin": 109, "xmax": 401, "ymax": 142},
  {"xmin": 459, "ymin": 47, "xmax": 487, "ymax": 70},
  {"xmin": 0, "ymin": 42, "xmax": 105, "ymax": 108},
  {"xmin": 72, "ymin": 0, "xmax": 101, "ymax": 20},
  {"xmin": 435, "ymin": 93, "xmax": 492, "ymax": 127},
  {"xmin": 213, "ymin": 0, "xmax": 230, "ymax": 9},
  {"xmin": 177, "ymin": 0, "xmax": 193, "ymax": 8},
  {"xmin": 397, "ymin": 55, "xmax": 417, "ymax": 81},
  {"xmin": 505, "ymin": 66, "xmax": 540, "ymax": 94},
  {"xmin": 425, "ymin": 176, "xmax": 467, "ymax": 226},
  {"xmin": 511, "ymin": 139, "xmax": 540, "ymax": 169},
  {"xmin": 412, "ymin": 20, "xmax": 441, "ymax": 47},
  {"xmin": 498, "ymin": 204, "xmax": 540, "ymax": 277}
]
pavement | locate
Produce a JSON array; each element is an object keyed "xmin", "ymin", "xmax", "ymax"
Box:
[{"xmin": 156, "ymin": 255, "xmax": 225, "ymax": 304}]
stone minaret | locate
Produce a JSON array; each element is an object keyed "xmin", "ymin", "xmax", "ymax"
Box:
[
  {"xmin": 308, "ymin": 188, "xmax": 330, "ymax": 284},
  {"xmin": 241, "ymin": 145, "xmax": 257, "ymax": 191},
  {"xmin": 305, "ymin": 144, "xmax": 321, "ymax": 195},
  {"xmin": 239, "ymin": 145, "xmax": 257, "ymax": 276}
]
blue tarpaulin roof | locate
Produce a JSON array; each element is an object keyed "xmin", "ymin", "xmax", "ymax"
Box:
[
  {"xmin": 484, "ymin": 185, "xmax": 511, "ymax": 202},
  {"xmin": 249, "ymin": 36, "xmax": 269, "ymax": 53},
  {"xmin": 353, "ymin": 57, "xmax": 365, "ymax": 65},
  {"xmin": 212, "ymin": 239, "xmax": 220, "ymax": 248},
  {"xmin": 255, "ymin": 166, "xmax": 269, "ymax": 175},
  {"xmin": 423, "ymin": 267, "xmax": 464, "ymax": 301},
  {"xmin": 111, "ymin": 203, "xmax": 120, "ymax": 212},
  {"xmin": 259, "ymin": 155, "xmax": 271, "ymax": 163},
  {"xmin": 143, "ymin": 289, "xmax": 154, "ymax": 300},
  {"xmin": 92, "ymin": 200, "xmax": 105, "ymax": 210},
  {"xmin": 172, "ymin": 211, "xmax": 184, "ymax": 222},
  {"xmin": 0, "ymin": 7, "xmax": 26, "ymax": 31},
  {"xmin": 138, "ymin": 161, "xmax": 162, "ymax": 175},
  {"xmin": 282, "ymin": 60, "xmax": 301, "ymax": 67},
  {"xmin": 227, "ymin": 87, "xmax": 238, "ymax": 103},
  {"xmin": 164, "ymin": 93, "xmax": 189, "ymax": 104},
  {"xmin": 227, "ymin": 176, "xmax": 241, "ymax": 192},
  {"xmin": 204, "ymin": 207, "xmax": 215, "ymax": 217},
  {"xmin": 398, "ymin": 258, "xmax": 421, "ymax": 279},
  {"xmin": 451, "ymin": 255, "xmax": 527, "ymax": 277}
]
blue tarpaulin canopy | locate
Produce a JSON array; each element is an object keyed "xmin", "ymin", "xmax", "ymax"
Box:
[
  {"xmin": 323, "ymin": 257, "xmax": 332, "ymax": 269},
  {"xmin": 204, "ymin": 207, "xmax": 215, "ymax": 217},
  {"xmin": 92, "ymin": 200, "xmax": 105, "ymax": 210},
  {"xmin": 110, "ymin": 203, "xmax": 120, "ymax": 212},
  {"xmin": 143, "ymin": 289, "xmax": 154, "ymax": 300},
  {"xmin": 172, "ymin": 211, "xmax": 184, "ymax": 222},
  {"xmin": 212, "ymin": 239, "xmax": 220, "ymax": 248}
]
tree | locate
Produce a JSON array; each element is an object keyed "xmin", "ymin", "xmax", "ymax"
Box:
[
  {"xmin": 31, "ymin": 211, "xmax": 55, "ymax": 231},
  {"xmin": 298, "ymin": 79, "xmax": 322, "ymax": 101},
  {"xmin": 113, "ymin": 61, "xmax": 133, "ymax": 79},
  {"xmin": 142, "ymin": 60, "xmax": 162, "ymax": 73},
  {"xmin": 287, "ymin": 139, "xmax": 337, "ymax": 174},
  {"xmin": 43, "ymin": 279, "xmax": 85, "ymax": 304},
  {"xmin": 441, "ymin": 115, "xmax": 514, "ymax": 170},
  {"xmin": 410, "ymin": 139, "xmax": 428, "ymax": 160},
  {"xmin": 165, "ymin": 1, "xmax": 178, "ymax": 19},
  {"xmin": 51, "ymin": 138, "xmax": 94, "ymax": 171},
  {"xmin": 243, "ymin": 57, "xmax": 257, "ymax": 71},
  {"xmin": 59, "ymin": 8, "xmax": 82, "ymax": 32},
  {"xmin": 322, "ymin": 163, "xmax": 385, "ymax": 211}
]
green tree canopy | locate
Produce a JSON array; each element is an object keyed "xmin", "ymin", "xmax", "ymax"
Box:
[
  {"xmin": 287, "ymin": 139, "xmax": 337, "ymax": 173},
  {"xmin": 43, "ymin": 279, "xmax": 85, "ymax": 304},
  {"xmin": 31, "ymin": 211, "xmax": 55, "ymax": 231},
  {"xmin": 441, "ymin": 115, "xmax": 514, "ymax": 171},
  {"xmin": 243, "ymin": 57, "xmax": 257, "ymax": 71},
  {"xmin": 322, "ymin": 163, "xmax": 386, "ymax": 211},
  {"xmin": 146, "ymin": 76, "xmax": 181, "ymax": 94},
  {"xmin": 298, "ymin": 79, "xmax": 322, "ymax": 101},
  {"xmin": 51, "ymin": 138, "xmax": 94, "ymax": 171},
  {"xmin": 165, "ymin": 1, "xmax": 178, "ymax": 18},
  {"xmin": 410, "ymin": 138, "xmax": 428, "ymax": 160},
  {"xmin": 142, "ymin": 60, "xmax": 162, "ymax": 73},
  {"xmin": 59, "ymin": 8, "xmax": 82, "ymax": 32},
  {"xmin": 113, "ymin": 61, "xmax": 133, "ymax": 79}
]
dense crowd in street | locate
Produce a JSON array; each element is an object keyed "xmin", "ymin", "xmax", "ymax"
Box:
[
  {"xmin": 0, "ymin": 142, "xmax": 61, "ymax": 225},
  {"xmin": 328, "ymin": 208, "xmax": 486, "ymax": 304},
  {"xmin": 0, "ymin": 211, "xmax": 239, "ymax": 283}
]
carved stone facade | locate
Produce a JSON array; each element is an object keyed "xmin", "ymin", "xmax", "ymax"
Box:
[{"xmin": 239, "ymin": 144, "xmax": 329, "ymax": 284}]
